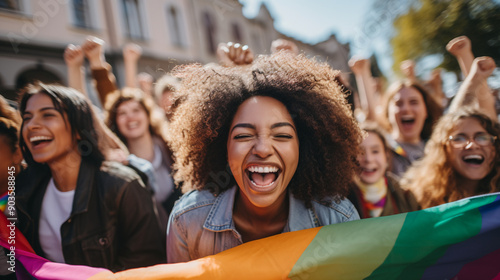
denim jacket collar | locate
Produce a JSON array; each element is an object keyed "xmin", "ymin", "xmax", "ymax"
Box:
[
  {"xmin": 203, "ymin": 186, "xmax": 237, "ymax": 232},
  {"xmin": 203, "ymin": 186, "xmax": 319, "ymax": 233}
]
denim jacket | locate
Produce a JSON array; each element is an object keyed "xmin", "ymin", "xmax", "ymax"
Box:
[{"xmin": 166, "ymin": 186, "xmax": 359, "ymax": 263}]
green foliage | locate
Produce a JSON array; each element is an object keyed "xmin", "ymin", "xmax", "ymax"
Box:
[{"xmin": 391, "ymin": 0, "xmax": 500, "ymax": 76}]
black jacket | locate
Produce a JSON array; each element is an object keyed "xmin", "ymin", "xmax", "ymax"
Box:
[{"xmin": 16, "ymin": 160, "xmax": 165, "ymax": 271}]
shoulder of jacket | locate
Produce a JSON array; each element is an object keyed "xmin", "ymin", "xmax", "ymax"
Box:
[
  {"xmin": 99, "ymin": 161, "xmax": 143, "ymax": 183},
  {"xmin": 170, "ymin": 189, "xmax": 218, "ymax": 219},
  {"xmin": 312, "ymin": 196, "xmax": 357, "ymax": 219}
]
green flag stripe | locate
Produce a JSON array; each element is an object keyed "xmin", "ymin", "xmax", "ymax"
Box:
[
  {"xmin": 289, "ymin": 214, "xmax": 407, "ymax": 280},
  {"xmin": 366, "ymin": 195, "xmax": 498, "ymax": 279}
]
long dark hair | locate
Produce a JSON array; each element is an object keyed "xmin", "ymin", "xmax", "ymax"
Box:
[{"xmin": 18, "ymin": 83, "xmax": 104, "ymax": 168}]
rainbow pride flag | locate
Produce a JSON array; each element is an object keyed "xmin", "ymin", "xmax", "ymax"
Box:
[{"xmin": 1, "ymin": 192, "xmax": 499, "ymax": 279}]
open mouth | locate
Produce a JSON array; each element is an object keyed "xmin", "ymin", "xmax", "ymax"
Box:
[
  {"xmin": 246, "ymin": 165, "xmax": 281, "ymax": 187},
  {"xmin": 362, "ymin": 167, "xmax": 377, "ymax": 174},
  {"xmin": 127, "ymin": 121, "xmax": 140, "ymax": 129},
  {"xmin": 29, "ymin": 135, "xmax": 53, "ymax": 148},
  {"xmin": 401, "ymin": 116, "xmax": 415, "ymax": 126},
  {"xmin": 463, "ymin": 155, "xmax": 484, "ymax": 165}
]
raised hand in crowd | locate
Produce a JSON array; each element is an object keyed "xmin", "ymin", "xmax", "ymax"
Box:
[
  {"xmin": 424, "ymin": 68, "xmax": 447, "ymax": 108},
  {"xmin": 447, "ymin": 35, "xmax": 497, "ymax": 121},
  {"xmin": 270, "ymin": 38, "xmax": 299, "ymax": 55},
  {"xmin": 449, "ymin": 56, "xmax": 497, "ymax": 120},
  {"xmin": 349, "ymin": 57, "xmax": 378, "ymax": 122},
  {"xmin": 217, "ymin": 42, "xmax": 254, "ymax": 66},
  {"xmin": 81, "ymin": 36, "xmax": 118, "ymax": 105},
  {"xmin": 64, "ymin": 37, "xmax": 129, "ymax": 164},
  {"xmin": 63, "ymin": 44, "xmax": 86, "ymax": 94},
  {"xmin": 400, "ymin": 59, "xmax": 418, "ymax": 83},
  {"xmin": 400, "ymin": 59, "xmax": 447, "ymax": 109},
  {"xmin": 447, "ymin": 36, "xmax": 474, "ymax": 76},
  {"xmin": 123, "ymin": 42, "xmax": 142, "ymax": 63},
  {"xmin": 82, "ymin": 36, "xmax": 106, "ymax": 70},
  {"xmin": 123, "ymin": 43, "xmax": 143, "ymax": 88}
]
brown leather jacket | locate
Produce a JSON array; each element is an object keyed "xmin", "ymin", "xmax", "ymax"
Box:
[{"xmin": 16, "ymin": 160, "xmax": 165, "ymax": 271}]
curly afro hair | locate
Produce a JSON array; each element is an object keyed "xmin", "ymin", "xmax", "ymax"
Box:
[{"xmin": 168, "ymin": 53, "xmax": 363, "ymax": 206}]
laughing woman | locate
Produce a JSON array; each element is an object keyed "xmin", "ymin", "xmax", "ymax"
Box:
[
  {"xmin": 16, "ymin": 84, "xmax": 165, "ymax": 270},
  {"xmin": 379, "ymin": 81, "xmax": 443, "ymax": 176},
  {"xmin": 166, "ymin": 53, "xmax": 363, "ymax": 263},
  {"xmin": 401, "ymin": 109, "xmax": 500, "ymax": 208},
  {"xmin": 401, "ymin": 57, "xmax": 500, "ymax": 208}
]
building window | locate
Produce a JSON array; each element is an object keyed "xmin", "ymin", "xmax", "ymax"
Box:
[
  {"xmin": 231, "ymin": 23, "xmax": 242, "ymax": 43},
  {"xmin": 167, "ymin": 5, "xmax": 185, "ymax": 47},
  {"xmin": 0, "ymin": 0, "xmax": 21, "ymax": 13},
  {"xmin": 72, "ymin": 0, "xmax": 91, "ymax": 28},
  {"xmin": 123, "ymin": 0, "xmax": 145, "ymax": 39},
  {"xmin": 202, "ymin": 11, "xmax": 216, "ymax": 54}
]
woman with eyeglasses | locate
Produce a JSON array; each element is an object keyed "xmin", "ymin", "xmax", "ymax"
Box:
[
  {"xmin": 401, "ymin": 109, "xmax": 500, "ymax": 208},
  {"xmin": 401, "ymin": 57, "xmax": 499, "ymax": 208}
]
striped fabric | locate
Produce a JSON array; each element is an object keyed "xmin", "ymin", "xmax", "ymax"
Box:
[{"xmin": 1, "ymin": 193, "xmax": 499, "ymax": 280}]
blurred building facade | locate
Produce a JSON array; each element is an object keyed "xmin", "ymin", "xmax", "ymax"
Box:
[{"xmin": 0, "ymin": 0, "xmax": 351, "ymax": 103}]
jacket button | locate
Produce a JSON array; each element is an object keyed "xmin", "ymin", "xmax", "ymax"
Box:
[
  {"xmin": 67, "ymin": 218, "xmax": 72, "ymax": 223},
  {"xmin": 99, "ymin": 237, "xmax": 108, "ymax": 246}
]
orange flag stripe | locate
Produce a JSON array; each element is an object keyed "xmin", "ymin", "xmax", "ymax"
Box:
[{"xmin": 90, "ymin": 227, "xmax": 321, "ymax": 280}]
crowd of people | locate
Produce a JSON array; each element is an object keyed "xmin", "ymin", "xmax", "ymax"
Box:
[{"xmin": 0, "ymin": 33, "xmax": 498, "ymax": 277}]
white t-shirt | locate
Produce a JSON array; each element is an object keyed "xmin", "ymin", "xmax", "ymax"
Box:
[
  {"xmin": 39, "ymin": 179, "xmax": 75, "ymax": 263},
  {"xmin": 152, "ymin": 143, "xmax": 174, "ymax": 203}
]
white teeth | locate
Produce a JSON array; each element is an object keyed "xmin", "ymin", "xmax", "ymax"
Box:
[
  {"xmin": 464, "ymin": 155, "xmax": 483, "ymax": 160},
  {"xmin": 250, "ymin": 180, "xmax": 275, "ymax": 188},
  {"xmin": 30, "ymin": 135, "xmax": 52, "ymax": 143},
  {"xmin": 128, "ymin": 121, "xmax": 139, "ymax": 129},
  {"xmin": 247, "ymin": 166, "xmax": 279, "ymax": 173}
]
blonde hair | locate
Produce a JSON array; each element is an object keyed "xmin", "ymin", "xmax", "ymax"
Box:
[
  {"xmin": 401, "ymin": 109, "xmax": 500, "ymax": 208},
  {"xmin": 154, "ymin": 74, "xmax": 180, "ymax": 104}
]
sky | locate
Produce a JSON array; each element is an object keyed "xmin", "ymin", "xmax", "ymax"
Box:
[
  {"xmin": 240, "ymin": 0, "xmax": 500, "ymax": 46},
  {"xmin": 238, "ymin": 0, "xmax": 500, "ymax": 93},
  {"xmin": 240, "ymin": 0, "xmax": 373, "ymax": 48},
  {"xmin": 239, "ymin": 0, "xmax": 396, "ymax": 77},
  {"xmin": 238, "ymin": 0, "xmax": 483, "ymax": 94}
]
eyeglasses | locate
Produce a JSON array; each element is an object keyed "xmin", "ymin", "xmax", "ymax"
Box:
[{"xmin": 448, "ymin": 133, "xmax": 497, "ymax": 149}]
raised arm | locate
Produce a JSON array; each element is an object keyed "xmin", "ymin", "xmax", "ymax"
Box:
[
  {"xmin": 447, "ymin": 36, "xmax": 474, "ymax": 77},
  {"xmin": 400, "ymin": 59, "xmax": 418, "ymax": 84},
  {"xmin": 349, "ymin": 57, "xmax": 377, "ymax": 121},
  {"xmin": 424, "ymin": 68, "xmax": 447, "ymax": 109},
  {"xmin": 123, "ymin": 43, "xmax": 142, "ymax": 88},
  {"xmin": 270, "ymin": 38, "xmax": 299, "ymax": 56},
  {"xmin": 217, "ymin": 42, "xmax": 254, "ymax": 67},
  {"xmin": 64, "ymin": 44, "xmax": 86, "ymax": 95},
  {"xmin": 448, "ymin": 56, "xmax": 497, "ymax": 121},
  {"xmin": 82, "ymin": 36, "xmax": 118, "ymax": 105},
  {"xmin": 447, "ymin": 36, "xmax": 497, "ymax": 120}
]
